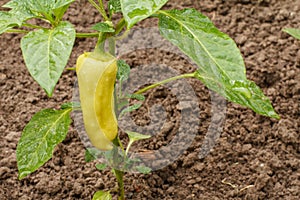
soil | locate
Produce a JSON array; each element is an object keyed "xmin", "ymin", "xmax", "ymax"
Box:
[{"xmin": 0, "ymin": 0, "xmax": 299, "ymax": 199}]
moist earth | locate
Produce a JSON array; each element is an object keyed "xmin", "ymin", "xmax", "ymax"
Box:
[{"xmin": 0, "ymin": 0, "xmax": 299, "ymax": 199}]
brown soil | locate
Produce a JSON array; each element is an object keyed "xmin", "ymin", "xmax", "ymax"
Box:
[{"xmin": 1, "ymin": 0, "xmax": 299, "ymax": 199}]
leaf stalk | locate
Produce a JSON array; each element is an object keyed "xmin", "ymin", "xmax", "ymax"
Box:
[{"xmin": 135, "ymin": 72, "xmax": 196, "ymax": 94}]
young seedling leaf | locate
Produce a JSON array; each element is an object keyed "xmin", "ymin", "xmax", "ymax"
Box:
[
  {"xmin": 91, "ymin": 22, "xmax": 115, "ymax": 33},
  {"xmin": 116, "ymin": 59, "xmax": 130, "ymax": 81},
  {"xmin": 120, "ymin": 0, "xmax": 168, "ymax": 28},
  {"xmin": 95, "ymin": 163, "xmax": 107, "ymax": 171},
  {"xmin": 0, "ymin": 11, "xmax": 22, "ymax": 34},
  {"xmin": 283, "ymin": 28, "xmax": 300, "ymax": 40},
  {"xmin": 21, "ymin": 21, "xmax": 76, "ymax": 97},
  {"xmin": 17, "ymin": 108, "xmax": 72, "ymax": 180},
  {"xmin": 119, "ymin": 103, "xmax": 142, "ymax": 117},
  {"xmin": 158, "ymin": 9, "xmax": 279, "ymax": 119},
  {"xmin": 92, "ymin": 190, "xmax": 112, "ymax": 200},
  {"xmin": 125, "ymin": 131, "xmax": 151, "ymax": 142}
]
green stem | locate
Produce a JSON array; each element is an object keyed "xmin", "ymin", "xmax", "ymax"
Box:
[
  {"xmin": 76, "ymin": 32, "xmax": 99, "ymax": 38},
  {"xmin": 111, "ymin": 137, "xmax": 125, "ymax": 200},
  {"xmin": 108, "ymin": 31, "xmax": 125, "ymax": 200},
  {"xmin": 135, "ymin": 72, "xmax": 196, "ymax": 94},
  {"xmin": 5, "ymin": 29, "xmax": 29, "ymax": 34},
  {"xmin": 42, "ymin": 12, "xmax": 55, "ymax": 25},
  {"xmin": 115, "ymin": 18, "xmax": 126, "ymax": 36},
  {"xmin": 88, "ymin": 0, "xmax": 109, "ymax": 21},
  {"xmin": 115, "ymin": 29, "xmax": 130, "ymax": 40},
  {"xmin": 95, "ymin": 32, "xmax": 106, "ymax": 52},
  {"xmin": 66, "ymin": 67, "xmax": 76, "ymax": 71},
  {"xmin": 108, "ymin": 37, "xmax": 116, "ymax": 55},
  {"xmin": 125, "ymin": 141, "xmax": 134, "ymax": 156},
  {"xmin": 98, "ymin": 0, "xmax": 109, "ymax": 21},
  {"xmin": 22, "ymin": 23, "xmax": 46, "ymax": 29},
  {"xmin": 114, "ymin": 169, "xmax": 125, "ymax": 200}
]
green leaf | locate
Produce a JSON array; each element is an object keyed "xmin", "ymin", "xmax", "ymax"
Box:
[
  {"xmin": 91, "ymin": 22, "xmax": 115, "ymax": 33},
  {"xmin": 92, "ymin": 190, "xmax": 112, "ymax": 200},
  {"xmin": 117, "ymin": 94, "xmax": 145, "ymax": 112},
  {"xmin": 17, "ymin": 108, "xmax": 72, "ymax": 180},
  {"xmin": 125, "ymin": 131, "xmax": 151, "ymax": 156},
  {"xmin": 159, "ymin": 9, "xmax": 246, "ymax": 81},
  {"xmin": 21, "ymin": 21, "xmax": 76, "ymax": 96},
  {"xmin": 85, "ymin": 149, "xmax": 96, "ymax": 162},
  {"xmin": 135, "ymin": 165, "xmax": 152, "ymax": 174},
  {"xmin": 108, "ymin": 0, "xmax": 121, "ymax": 14},
  {"xmin": 3, "ymin": 0, "xmax": 36, "ymax": 22},
  {"xmin": 125, "ymin": 131, "xmax": 151, "ymax": 142},
  {"xmin": 119, "ymin": 103, "xmax": 142, "ymax": 117},
  {"xmin": 85, "ymin": 148, "xmax": 103, "ymax": 162},
  {"xmin": 283, "ymin": 28, "xmax": 300, "ymax": 40},
  {"xmin": 23, "ymin": 0, "xmax": 53, "ymax": 14},
  {"xmin": 53, "ymin": 0, "xmax": 75, "ymax": 9},
  {"xmin": 126, "ymin": 93, "xmax": 145, "ymax": 101},
  {"xmin": 95, "ymin": 163, "xmax": 107, "ymax": 171},
  {"xmin": 116, "ymin": 59, "xmax": 130, "ymax": 81},
  {"xmin": 60, "ymin": 102, "xmax": 81, "ymax": 110},
  {"xmin": 117, "ymin": 99, "xmax": 129, "ymax": 111},
  {"xmin": 158, "ymin": 9, "xmax": 279, "ymax": 119},
  {"xmin": 53, "ymin": 3, "xmax": 71, "ymax": 21},
  {"xmin": 0, "ymin": 11, "xmax": 22, "ymax": 34},
  {"xmin": 197, "ymin": 73, "xmax": 279, "ymax": 119},
  {"xmin": 25, "ymin": 0, "xmax": 74, "ymax": 14},
  {"xmin": 120, "ymin": 0, "xmax": 168, "ymax": 28},
  {"xmin": 3, "ymin": 0, "xmax": 74, "ymax": 22}
]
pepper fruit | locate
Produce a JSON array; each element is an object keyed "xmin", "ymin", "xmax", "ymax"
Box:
[{"xmin": 76, "ymin": 51, "xmax": 118, "ymax": 150}]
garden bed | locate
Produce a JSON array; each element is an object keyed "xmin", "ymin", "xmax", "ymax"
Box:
[{"xmin": 0, "ymin": 0, "xmax": 299, "ymax": 199}]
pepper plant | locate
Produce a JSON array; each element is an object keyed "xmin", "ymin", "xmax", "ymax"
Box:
[{"xmin": 0, "ymin": 0, "xmax": 280, "ymax": 199}]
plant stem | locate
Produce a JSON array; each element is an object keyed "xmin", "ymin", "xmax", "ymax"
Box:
[
  {"xmin": 109, "ymin": 31, "xmax": 125, "ymax": 200},
  {"xmin": 96, "ymin": 32, "xmax": 106, "ymax": 52},
  {"xmin": 125, "ymin": 141, "xmax": 134, "ymax": 156},
  {"xmin": 135, "ymin": 72, "xmax": 196, "ymax": 94},
  {"xmin": 111, "ymin": 138, "xmax": 125, "ymax": 200},
  {"xmin": 42, "ymin": 12, "xmax": 55, "ymax": 25},
  {"xmin": 5, "ymin": 29, "xmax": 29, "ymax": 34},
  {"xmin": 22, "ymin": 23, "xmax": 46, "ymax": 29},
  {"xmin": 76, "ymin": 32, "xmax": 99, "ymax": 38},
  {"xmin": 108, "ymin": 37, "xmax": 116, "ymax": 55},
  {"xmin": 98, "ymin": 0, "xmax": 109, "ymax": 21},
  {"xmin": 115, "ymin": 18, "xmax": 126, "ymax": 36},
  {"xmin": 66, "ymin": 67, "xmax": 76, "ymax": 71},
  {"xmin": 114, "ymin": 169, "xmax": 125, "ymax": 200},
  {"xmin": 88, "ymin": 0, "xmax": 109, "ymax": 21}
]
